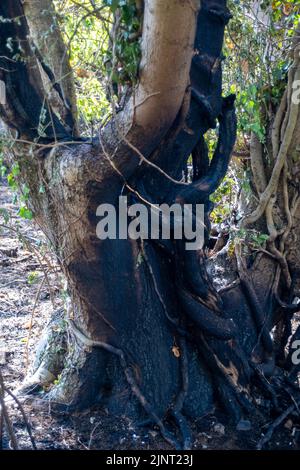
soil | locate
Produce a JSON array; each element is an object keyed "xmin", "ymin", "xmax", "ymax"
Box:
[{"xmin": 0, "ymin": 179, "xmax": 300, "ymax": 451}]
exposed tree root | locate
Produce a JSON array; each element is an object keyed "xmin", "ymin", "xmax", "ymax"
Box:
[
  {"xmin": 235, "ymin": 244, "xmax": 274, "ymax": 356},
  {"xmin": 170, "ymin": 338, "xmax": 192, "ymax": 450},
  {"xmin": 250, "ymin": 363, "xmax": 280, "ymax": 411},
  {"xmin": 177, "ymin": 287, "xmax": 237, "ymax": 340},
  {"xmin": 68, "ymin": 319, "xmax": 182, "ymax": 450}
]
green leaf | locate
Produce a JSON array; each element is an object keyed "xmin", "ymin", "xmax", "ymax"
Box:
[
  {"xmin": 19, "ymin": 206, "xmax": 33, "ymax": 220},
  {"xmin": 11, "ymin": 163, "xmax": 20, "ymax": 177},
  {"xmin": 27, "ymin": 271, "xmax": 39, "ymax": 285}
]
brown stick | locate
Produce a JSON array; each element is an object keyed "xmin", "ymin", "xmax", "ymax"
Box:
[
  {"xmin": 4, "ymin": 387, "xmax": 37, "ymax": 450},
  {"xmin": 257, "ymin": 404, "xmax": 295, "ymax": 450},
  {"xmin": 0, "ymin": 371, "xmax": 19, "ymax": 450}
]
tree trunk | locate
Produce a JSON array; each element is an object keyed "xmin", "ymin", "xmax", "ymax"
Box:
[{"xmin": 1, "ymin": 0, "xmax": 300, "ymax": 450}]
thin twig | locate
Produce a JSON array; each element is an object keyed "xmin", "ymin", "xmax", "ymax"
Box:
[
  {"xmin": 4, "ymin": 387, "xmax": 37, "ymax": 450},
  {"xmin": 0, "ymin": 371, "xmax": 19, "ymax": 450},
  {"xmin": 257, "ymin": 404, "xmax": 295, "ymax": 450}
]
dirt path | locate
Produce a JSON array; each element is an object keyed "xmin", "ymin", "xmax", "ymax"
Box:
[{"xmin": 0, "ymin": 179, "xmax": 299, "ymax": 450}]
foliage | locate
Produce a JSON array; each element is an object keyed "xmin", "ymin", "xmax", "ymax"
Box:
[
  {"xmin": 54, "ymin": 0, "xmax": 111, "ymax": 131},
  {"xmin": 103, "ymin": 0, "xmax": 142, "ymax": 88},
  {"xmin": 54, "ymin": 0, "xmax": 142, "ymax": 131},
  {"xmin": 208, "ymin": 0, "xmax": 300, "ymax": 230}
]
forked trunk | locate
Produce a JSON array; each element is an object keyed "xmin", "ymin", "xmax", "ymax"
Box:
[{"xmin": 1, "ymin": 0, "xmax": 300, "ymax": 450}]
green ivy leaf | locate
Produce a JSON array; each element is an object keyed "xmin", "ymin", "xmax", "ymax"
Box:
[{"xmin": 19, "ymin": 206, "xmax": 33, "ymax": 220}]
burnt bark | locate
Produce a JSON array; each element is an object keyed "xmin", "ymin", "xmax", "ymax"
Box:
[{"xmin": 1, "ymin": 0, "xmax": 300, "ymax": 450}]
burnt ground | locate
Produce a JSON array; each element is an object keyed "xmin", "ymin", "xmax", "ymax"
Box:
[{"xmin": 0, "ymin": 179, "xmax": 300, "ymax": 451}]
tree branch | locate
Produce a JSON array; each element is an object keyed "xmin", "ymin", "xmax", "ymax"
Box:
[
  {"xmin": 242, "ymin": 46, "xmax": 300, "ymax": 228},
  {"xmin": 174, "ymin": 94, "xmax": 237, "ymax": 204},
  {"xmin": 102, "ymin": 0, "xmax": 201, "ymax": 163},
  {"xmin": 0, "ymin": 0, "xmax": 71, "ymax": 142},
  {"xmin": 23, "ymin": 0, "xmax": 79, "ymax": 136}
]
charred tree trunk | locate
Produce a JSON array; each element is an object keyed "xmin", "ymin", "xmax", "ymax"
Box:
[{"xmin": 0, "ymin": 0, "xmax": 300, "ymax": 450}]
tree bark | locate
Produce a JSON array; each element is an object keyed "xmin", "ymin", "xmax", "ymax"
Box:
[
  {"xmin": 1, "ymin": 0, "xmax": 300, "ymax": 450},
  {"xmin": 22, "ymin": 0, "xmax": 79, "ymax": 136}
]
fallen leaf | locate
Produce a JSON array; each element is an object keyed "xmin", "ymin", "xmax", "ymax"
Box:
[
  {"xmin": 24, "ymin": 320, "xmax": 33, "ymax": 329},
  {"xmin": 172, "ymin": 346, "xmax": 180, "ymax": 358}
]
